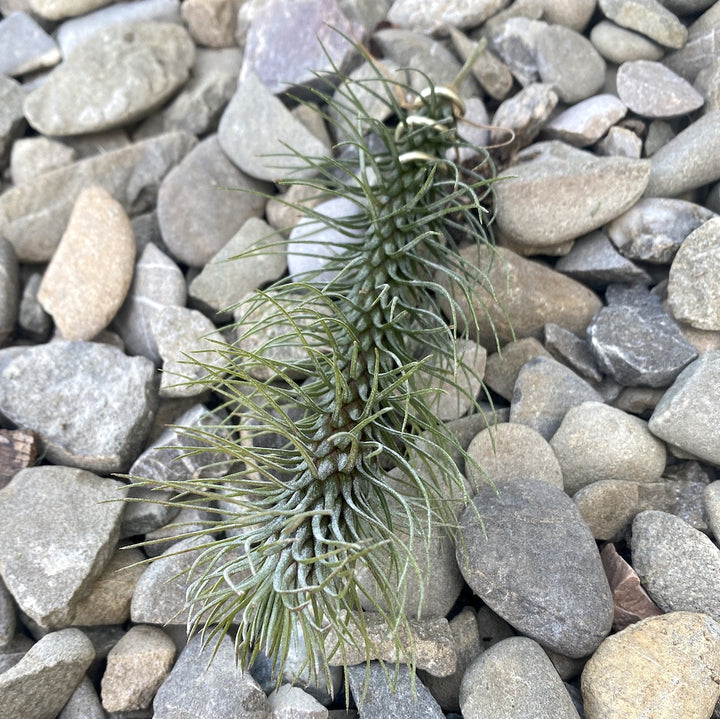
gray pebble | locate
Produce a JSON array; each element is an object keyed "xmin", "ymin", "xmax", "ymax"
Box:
[
  {"xmin": 17, "ymin": 272, "xmax": 51, "ymax": 342},
  {"xmin": 218, "ymin": 71, "xmax": 330, "ymax": 183},
  {"xmin": 648, "ymin": 350, "xmax": 720, "ymax": 466},
  {"xmin": 0, "ymin": 629, "xmax": 95, "ymax": 719},
  {"xmin": 0, "ymin": 11, "xmax": 60, "ymax": 77},
  {"xmin": 588, "ymin": 291, "xmax": 698, "ymax": 388},
  {"xmin": 494, "ymin": 141, "xmax": 650, "ymax": 250},
  {"xmin": 160, "ymin": 47, "xmax": 242, "ymax": 136},
  {"xmin": 664, "ymin": 4, "xmax": 720, "ymax": 82},
  {"xmin": 607, "ymin": 197, "xmax": 716, "ymax": 264},
  {"xmin": 483, "ymin": 337, "xmax": 552, "ymax": 400},
  {"xmin": 387, "ymin": 0, "xmax": 507, "ymax": 34},
  {"xmin": 695, "ymin": 56, "xmax": 720, "ymax": 112},
  {"xmin": 704, "ymin": 481, "xmax": 720, "ymax": 541},
  {"xmin": 451, "ymin": 243, "xmax": 603, "ymax": 348},
  {"xmin": 112, "ymin": 242, "xmax": 186, "ymax": 363},
  {"xmin": 0, "ymin": 236, "xmax": 18, "ymax": 347},
  {"xmin": 667, "ymin": 216, "xmax": 720, "ymax": 330},
  {"xmin": 487, "ymin": 17, "xmax": 547, "ymax": 87},
  {"xmin": 58, "ymin": 676, "xmax": 105, "ymax": 719},
  {"xmin": 645, "ymin": 111, "xmax": 720, "ymax": 197},
  {"xmin": 56, "ymin": 0, "xmax": 181, "ymax": 57},
  {"xmin": 0, "ymin": 341, "xmax": 157, "ymax": 473},
  {"xmin": 10, "ymin": 136, "xmax": 77, "ymax": 185},
  {"xmin": 347, "ymin": 662, "xmax": 444, "ymax": 719},
  {"xmin": 0, "ymin": 575, "xmax": 15, "ymax": 649},
  {"xmin": 151, "ymin": 305, "xmax": 226, "ymax": 398},
  {"xmin": 458, "ymin": 478, "xmax": 613, "ymax": 657},
  {"xmin": 190, "ymin": 216, "xmax": 286, "ymax": 320},
  {"xmin": 536, "ymin": 24, "xmax": 606, "ymax": 103},
  {"xmin": 0, "ymin": 75, "xmax": 26, "ymax": 168},
  {"xmin": 490, "ymin": 83, "xmax": 559, "ymax": 162},
  {"xmin": 510, "ymin": 356, "xmax": 603, "ymax": 440},
  {"xmin": 460, "ymin": 637, "xmax": 581, "ymax": 719},
  {"xmin": 631, "ymin": 510, "xmax": 720, "ymax": 621},
  {"xmin": 466, "ymin": 421, "xmax": 564, "ymax": 491},
  {"xmin": 24, "ymin": 22, "xmax": 195, "ymax": 137},
  {"xmin": 267, "ymin": 684, "xmax": 328, "ymax": 719},
  {"xmin": 542, "ymin": 94, "xmax": 627, "ymax": 147},
  {"xmin": 539, "ymin": 0, "xmax": 595, "ymax": 31},
  {"xmin": 157, "ymin": 134, "xmax": 269, "ymax": 268},
  {"xmin": 616, "ymin": 60, "xmax": 705, "ymax": 118},
  {"xmin": 0, "ymin": 130, "xmax": 197, "ymax": 263},
  {"xmin": 590, "ymin": 20, "xmax": 665, "ymax": 63},
  {"xmin": 550, "ymin": 400, "xmax": 666, "ymax": 495},
  {"xmin": 595, "ymin": 125, "xmax": 644, "ymax": 158},
  {"xmin": 0, "ymin": 466, "xmax": 124, "ymax": 628},
  {"xmin": 598, "ymin": 0, "xmax": 688, "ymax": 49},
  {"xmin": 555, "ymin": 231, "xmax": 652, "ymax": 289},
  {"xmin": 153, "ymin": 633, "xmax": 269, "ymax": 719}
]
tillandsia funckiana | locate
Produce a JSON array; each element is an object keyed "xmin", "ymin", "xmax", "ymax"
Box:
[{"xmin": 135, "ymin": 44, "xmax": 504, "ymax": 690}]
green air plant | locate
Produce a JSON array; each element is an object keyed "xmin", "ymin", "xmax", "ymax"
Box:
[{"xmin": 135, "ymin": 46, "xmax": 503, "ymax": 690}]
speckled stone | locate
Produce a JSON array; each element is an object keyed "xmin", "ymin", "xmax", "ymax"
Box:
[
  {"xmin": 598, "ymin": 0, "xmax": 687, "ymax": 49},
  {"xmin": 616, "ymin": 60, "xmax": 705, "ymax": 118},
  {"xmin": 543, "ymin": 94, "xmax": 627, "ymax": 148}
]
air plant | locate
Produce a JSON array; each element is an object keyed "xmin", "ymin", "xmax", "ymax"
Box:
[{"xmin": 133, "ymin": 42, "xmax": 503, "ymax": 692}]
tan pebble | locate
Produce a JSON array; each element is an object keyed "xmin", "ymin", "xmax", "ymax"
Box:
[
  {"xmin": 37, "ymin": 186, "xmax": 135, "ymax": 341},
  {"xmin": 581, "ymin": 611, "xmax": 720, "ymax": 719}
]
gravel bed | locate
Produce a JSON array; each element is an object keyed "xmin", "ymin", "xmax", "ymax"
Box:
[{"xmin": 1, "ymin": 0, "xmax": 720, "ymax": 718}]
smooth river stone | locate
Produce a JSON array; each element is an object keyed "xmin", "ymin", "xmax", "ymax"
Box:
[
  {"xmin": 631, "ymin": 510, "xmax": 720, "ymax": 621},
  {"xmin": 616, "ymin": 60, "xmax": 705, "ymax": 118},
  {"xmin": 494, "ymin": 141, "xmax": 650, "ymax": 250},
  {"xmin": 667, "ymin": 216, "xmax": 720, "ymax": 330},
  {"xmin": 23, "ymin": 22, "xmax": 194, "ymax": 136},
  {"xmin": 443, "ymin": 245, "xmax": 602, "ymax": 349},
  {"xmin": 645, "ymin": 111, "xmax": 720, "ymax": 197},
  {"xmin": 581, "ymin": 612, "xmax": 720, "ymax": 719},
  {"xmin": 457, "ymin": 478, "xmax": 613, "ymax": 658},
  {"xmin": 597, "ymin": 0, "xmax": 688, "ymax": 49},
  {"xmin": 37, "ymin": 186, "xmax": 135, "ymax": 341}
]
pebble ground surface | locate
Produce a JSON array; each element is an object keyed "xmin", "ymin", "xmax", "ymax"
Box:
[{"xmin": 2, "ymin": 0, "xmax": 720, "ymax": 717}]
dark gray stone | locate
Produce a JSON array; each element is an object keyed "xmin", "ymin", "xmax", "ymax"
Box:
[
  {"xmin": 510, "ymin": 356, "xmax": 603, "ymax": 439},
  {"xmin": 0, "ymin": 341, "xmax": 157, "ymax": 473},
  {"xmin": 555, "ymin": 231, "xmax": 652, "ymax": 289},
  {"xmin": 460, "ymin": 637, "xmax": 581, "ymax": 719},
  {"xmin": 486, "ymin": 16, "xmax": 547, "ymax": 87},
  {"xmin": 347, "ymin": 662, "xmax": 444, "ymax": 719},
  {"xmin": 631, "ymin": 510, "xmax": 720, "ymax": 622},
  {"xmin": 153, "ymin": 634, "xmax": 269, "ymax": 719},
  {"xmin": 588, "ymin": 290, "xmax": 699, "ymax": 387},
  {"xmin": 0, "ymin": 11, "xmax": 60, "ymax": 77},
  {"xmin": 607, "ymin": 197, "xmax": 716, "ymax": 264},
  {"xmin": 0, "ymin": 629, "xmax": 95, "ymax": 719},
  {"xmin": 648, "ymin": 351, "xmax": 720, "ymax": 466},
  {"xmin": 616, "ymin": 60, "xmax": 705, "ymax": 118},
  {"xmin": 458, "ymin": 478, "xmax": 614, "ymax": 657},
  {"xmin": 536, "ymin": 24, "xmax": 606, "ymax": 103}
]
